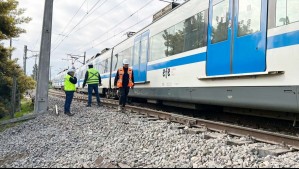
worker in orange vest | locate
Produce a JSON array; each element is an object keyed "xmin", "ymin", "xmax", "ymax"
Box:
[{"xmin": 114, "ymin": 59, "xmax": 134, "ymax": 112}]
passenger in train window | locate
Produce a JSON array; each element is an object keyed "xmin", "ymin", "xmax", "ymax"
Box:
[
  {"xmin": 82, "ymin": 63, "xmax": 102, "ymax": 107},
  {"xmin": 114, "ymin": 59, "xmax": 135, "ymax": 112},
  {"xmin": 64, "ymin": 69, "xmax": 77, "ymax": 116}
]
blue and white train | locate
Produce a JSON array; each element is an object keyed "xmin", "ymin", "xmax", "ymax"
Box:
[{"xmin": 53, "ymin": 0, "xmax": 299, "ymax": 120}]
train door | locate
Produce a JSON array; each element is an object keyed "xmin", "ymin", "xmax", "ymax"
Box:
[
  {"xmin": 132, "ymin": 31, "xmax": 150, "ymax": 83},
  {"xmin": 206, "ymin": 0, "xmax": 268, "ymax": 76}
]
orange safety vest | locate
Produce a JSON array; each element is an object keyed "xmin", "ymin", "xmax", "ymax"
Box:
[{"xmin": 117, "ymin": 68, "xmax": 134, "ymax": 88}]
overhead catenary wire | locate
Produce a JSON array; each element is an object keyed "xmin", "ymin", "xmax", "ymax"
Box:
[
  {"xmin": 70, "ymin": 0, "xmax": 155, "ymax": 54},
  {"xmin": 52, "ymin": 0, "xmax": 88, "ymax": 46},
  {"xmin": 85, "ymin": 11, "xmax": 155, "ymax": 52},
  {"xmin": 72, "ymin": 0, "xmax": 130, "ymax": 34},
  {"xmin": 51, "ymin": 0, "xmax": 107, "ymax": 53}
]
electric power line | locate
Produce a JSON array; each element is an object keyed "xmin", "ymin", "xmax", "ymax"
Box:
[
  {"xmin": 72, "ymin": 0, "xmax": 130, "ymax": 34},
  {"xmin": 51, "ymin": 0, "xmax": 107, "ymax": 53},
  {"xmin": 85, "ymin": 10, "xmax": 156, "ymax": 52},
  {"xmin": 52, "ymin": 0, "xmax": 88, "ymax": 46},
  {"xmin": 70, "ymin": 0, "xmax": 155, "ymax": 54}
]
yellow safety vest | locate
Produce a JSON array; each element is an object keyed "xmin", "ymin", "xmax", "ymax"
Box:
[
  {"xmin": 87, "ymin": 68, "xmax": 99, "ymax": 84},
  {"xmin": 64, "ymin": 75, "xmax": 76, "ymax": 92}
]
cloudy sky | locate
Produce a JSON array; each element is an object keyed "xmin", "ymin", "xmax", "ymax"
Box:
[{"xmin": 6, "ymin": 0, "xmax": 184, "ymax": 78}]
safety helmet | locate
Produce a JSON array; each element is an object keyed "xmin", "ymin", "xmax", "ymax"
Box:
[
  {"xmin": 123, "ymin": 59, "xmax": 129, "ymax": 65},
  {"xmin": 68, "ymin": 69, "xmax": 75, "ymax": 73}
]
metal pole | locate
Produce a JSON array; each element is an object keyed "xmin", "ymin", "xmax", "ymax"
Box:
[
  {"xmin": 23, "ymin": 45, "xmax": 27, "ymax": 74},
  {"xmin": 34, "ymin": 0, "xmax": 54, "ymax": 114}
]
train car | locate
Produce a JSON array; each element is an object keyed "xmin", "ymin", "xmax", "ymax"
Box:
[
  {"xmin": 112, "ymin": 0, "xmax": 299, "ymax": 120},
  {"xmin": 56, "ymin": 0, "xmax": 299, "ymax": 120},
  {"xmin": 52, "ymin": 70, "xmax": 68, "ymax": 90},
  {"xmin": 76, "ymin": 50, "xmax": 112, "ymax": 95}
]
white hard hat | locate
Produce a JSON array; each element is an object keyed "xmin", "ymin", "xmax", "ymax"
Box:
[
  {"xmin": 123, "ymin": 59, "xmax": 129, "ymax": 65},
  {"xmin": 68, "ymin": 69, "xmax": 75, "ymax": 73}
]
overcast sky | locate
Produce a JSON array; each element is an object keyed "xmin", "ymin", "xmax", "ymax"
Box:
[{"xmin": 5, "ymin": 0, "xmax": 185, "ymax": 78}]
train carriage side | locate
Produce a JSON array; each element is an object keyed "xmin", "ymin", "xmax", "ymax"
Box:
[
  {"xmin": 127, "ymin": 0, "xmax": 210, "ymax": 102},
  {"xmin": 125, "ymin": 0, "xmax": 299, "ymax": 116},
  {"xmin": 108, "ymin": 37, "xmax": 135, "ymax": 98},
  {"xmin": 98, "ymin": 50, "xmax": 113, "ymax": 95}
]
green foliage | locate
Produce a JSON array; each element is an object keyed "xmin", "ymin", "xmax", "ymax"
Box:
[
  {"xmin": 0, "ymin": 0, "xmax": 34, "ymax": 118},
  {"xmin": 0, "ymin": 0, "xmax": 31, "ymax": 40}
]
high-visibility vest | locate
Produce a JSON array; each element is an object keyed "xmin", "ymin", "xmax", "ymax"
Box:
[
  {"xmin": 64, "ymin": 75, "xmax": 76, "ymax": 92},
  {"xmin": 87, "ymin": 68, "xmax": 99, "ymax": 84},
  {"xmin": 117, "ymin": 68, "xmax": 134, "ymax": 88}
]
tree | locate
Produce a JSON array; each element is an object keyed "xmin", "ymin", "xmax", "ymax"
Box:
[{"xmin": 0, "ymin": 0, "xmax": 34, "ymax": 118}]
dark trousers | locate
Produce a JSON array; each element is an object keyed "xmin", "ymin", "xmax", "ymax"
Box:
[
  {"xmin": 88, "ymin": 84, "xmax": 100, "ymax": 105},
  {"xmin": 119, "ymin": 87, "xmax": 130, "ymax": 107},
  {"xmin": 64, "ymin": 91, "xmax": 74, "ymax": 113}
]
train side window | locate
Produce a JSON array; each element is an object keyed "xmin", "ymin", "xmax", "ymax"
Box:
[
  {"xmin": 117, "ymin": 52, "xmax": 124, "ymax": 69},
  {"xmin": 276, "ymin": 0, "xmax": 287, "ymax": 27},
  {"xmin": 112, "ymin": 54, "xmax": 118, "ymax": 71},
  {"xmin": 123, "ymin": 47, "xmax": 133, "ymax": 65},
  {"xmin": 184, "ymin": 11, "xmax": 207, "ymax": 51},
  {"xmin": 238, "ymin": 0, "xmax": 261, "ymax": 37},
  {"xmin": 211, "ymin": 0, "xmax": 229, "ymax": 44},
  {"xmin": 133, "ymin": 41, "xmax": 140, "ymax": 65},
  {"xmin": 150, "ymin": 10, "xmax": 208, "ymax": 62},
  {"xmin": 287, "ymin": 0, "xmax": 299, "ymax": 24},
  {"xmin": 276, "ymin": 0, "xmax": 299, "ymax": 27},
  {"xmin": 150, "ymin": 31, "xmax": 168, "ymax": 61},
  {"xmin": 140, "ymin": 38, "xmax": 148, "ymax": 63}
]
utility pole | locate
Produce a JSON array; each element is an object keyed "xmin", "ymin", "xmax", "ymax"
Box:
[
  {"xmin": 9, "ymin": 38, "xmax": 12, "ymax": 59},
  {"xmin": 35, "ymin": 0, "xmax": 54, "ymax": 114},
  {"xmin": 23, "ymin": 45, "xmax": 27, "ymax": 74},
  {"xmin": 10, "ymin": 76, "xmax": 17, "ymax": 119}
]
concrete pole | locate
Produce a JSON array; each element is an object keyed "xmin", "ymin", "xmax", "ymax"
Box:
[
  {"xmin": 9, "ymin": 38, "xmax": 12, "ymax": 59},
  {"xmin": 23, "ymin": 45, "xmax": 27, "ymax": 74},
  {"xmin": 10, "ymin": 76, "xmax": 17, "ymax": 119},
  {"xmin": 34, "ymin": 0, "xmax": 54, "ymax": 114}
]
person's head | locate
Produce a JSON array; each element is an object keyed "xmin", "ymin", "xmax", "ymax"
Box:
[
  {"xmin": 88, "ymin": 63, "xmax": 93, "ymax": 69},
  {"xmin": 68, "ymin": 69, "xmax": 75, "ymax": 77},
  {"xmin": 123, "ymin": 59, "xmax": 129, "ymax": 68}
]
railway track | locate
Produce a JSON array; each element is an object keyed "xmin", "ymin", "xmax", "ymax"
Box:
[{"xmin": 49, "ymin": 90, "xmax": 299, "ymax": 152}]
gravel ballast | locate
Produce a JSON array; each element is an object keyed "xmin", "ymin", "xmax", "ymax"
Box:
[{"xmin": 0, "ymin": 96, "xmax": 298, "ymax": 168}]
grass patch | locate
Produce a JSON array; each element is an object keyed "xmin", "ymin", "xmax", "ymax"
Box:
[
  {"xmin": 0, "ymin": 98, "xmax": 34, "ymax": 129},
  {"xmin": 14, "ymin": 99, "xmax": 34, "ymax": 118}
]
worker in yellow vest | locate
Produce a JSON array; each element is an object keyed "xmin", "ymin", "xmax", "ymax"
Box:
[
  {"xmin": 64, "ymin": 69, "xmax": 77, "ymax": 116},
  {"xmin": 114, "ymin": 59, "xmax": 134, "ymax": 112},
  {"xmin": 83, "ymin": 63, "xmax": 102, "ymax": 107}
]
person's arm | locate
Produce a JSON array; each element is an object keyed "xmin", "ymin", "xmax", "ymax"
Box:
[
  {"xmin": 69, "ymin": 76, "xmax": 77, "ymax": 84},
  {"xmin": 114, "ymin": 70, "xmax": 119, "ymax": 87},
  {"xmin": 83, "ymin": 72, "xmax": 88, "ymax": 87},
  {"xmin": 132, "ymin": 70, "xmax": 135, "ymax": 84}
]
